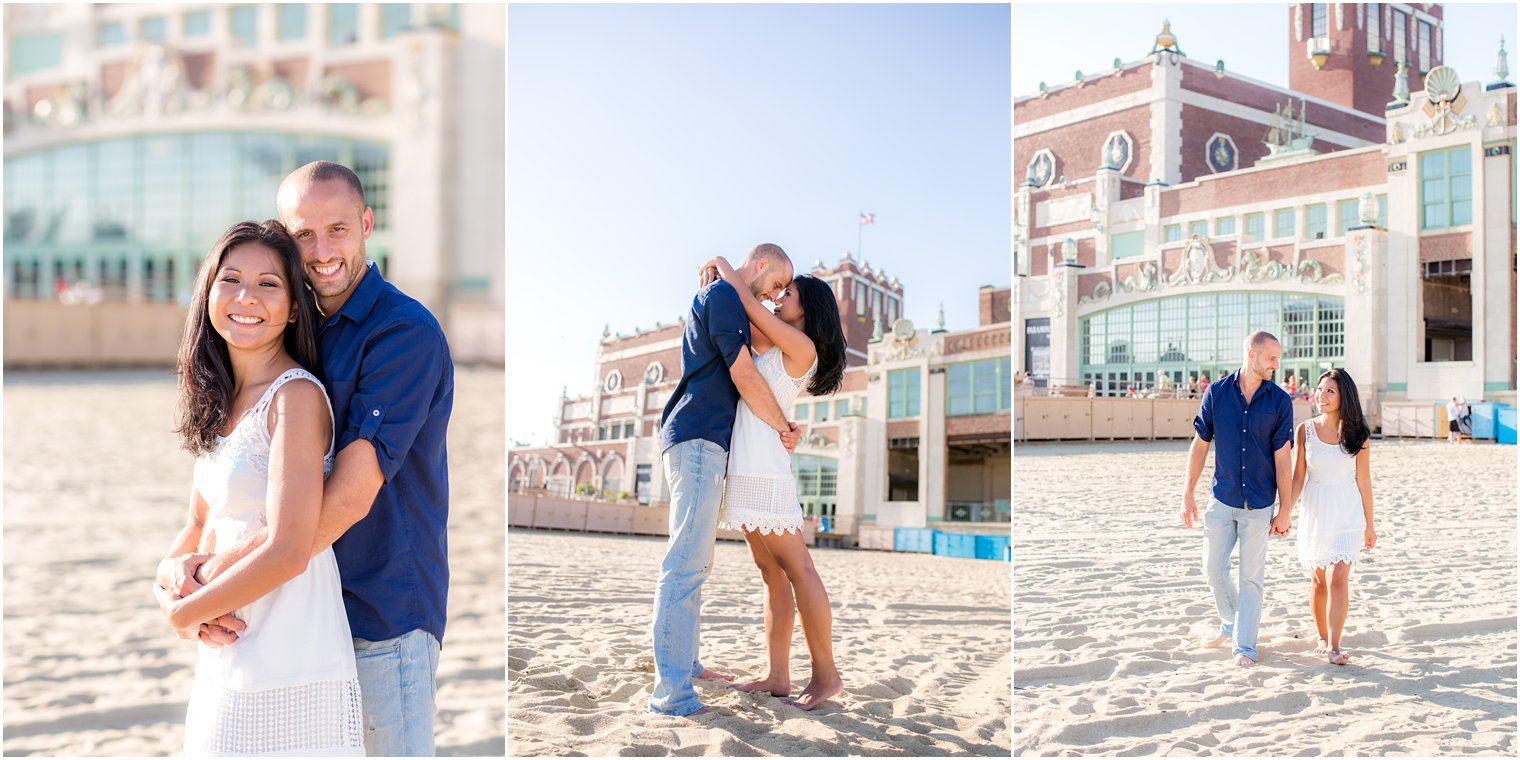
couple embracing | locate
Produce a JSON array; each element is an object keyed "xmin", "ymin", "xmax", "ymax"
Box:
[
  {"xmin": 649, "ymin": 243, "xmax": 848, "ymax": 717},
  {"xmin": 152, "ymin": 162, "xmax": 453, "ymax": 755},
  {"xmin": 1182, "ymin": 331, "xmax": 1377, "ymax": 668}
]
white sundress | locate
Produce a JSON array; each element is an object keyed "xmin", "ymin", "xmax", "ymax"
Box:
[
  {"xmin": 1296, "ymin": 421, "xmax": 1367, "ymax": 570},
  {"xmin": 718, "ymin": 346, "xmax": 817, "ymax": 535},
  {"xmin": 184, "ymin": 368, "xmax": 364, "ymax": 756}
]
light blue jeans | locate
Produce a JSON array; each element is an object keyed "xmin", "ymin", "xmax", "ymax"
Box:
[
  {"xmin": 354, "ymin": 628, "xmax": 441, "ymax": 756},
  {"xmin": 1202, "ymin": 498, "xmax": 1272, "ymax": 661},
  {"xmin": 649, "ymin": 439, "xmax": 726, "ymax": 716}
]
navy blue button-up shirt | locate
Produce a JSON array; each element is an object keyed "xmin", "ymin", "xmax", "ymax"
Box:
[
  {"xmin": 1192, "ymin": 370, "xmax": 1294, "ymax": 510},
  {"xmin": 660, "ymin": 280, "xmax": 751, "ymax": 453},
  {"xmin": 319, "ymin": 262, "xmax": 454, "ymax": 644}
]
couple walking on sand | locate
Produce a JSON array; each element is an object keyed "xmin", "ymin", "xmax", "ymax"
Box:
[
  {"xmin": 648, "ymin": 243, "xmax": 849, "ymax": 717},
  {"xmin": 1182, "ymin": 331, "xmax": 1377, "ymax": 668}
]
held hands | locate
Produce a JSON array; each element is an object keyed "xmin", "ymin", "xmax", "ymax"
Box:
[
  {"xmin": 779, "ymin": 422, "xmax": 801, "ymax": 454},
  {"xmin": 1270, "ymin": 512, "xmax": 1292, "ymax": 537},
  {"xmin": 697, "ymin": 257, "xmax": 740, "ymax": 289},
  {"xmin": 1181, "ymin": 492, "xmax": 1198, "ymax": 528},
  {"xmin": 154, "ymin": 552, "xmax": 245, "ymax": 647}
]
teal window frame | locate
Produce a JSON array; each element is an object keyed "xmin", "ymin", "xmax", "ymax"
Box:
[
  {"xmin": 98, "ymin": 21, "xmax": 128, "ymax": 47},
  {"xmin": 1109, "ymin": 230, "xmax": 1144, "ymax": 260},
  {"xmin": 1419, "ymin": 146, "xmax": 1473, "ymax": 230},
  {"xmin": 1336, "ymin": 198, "xmax": 1359, "ymax": 235},
  {"xmin": 1188, "ymin": 220, "xmax": 1208, "ymax": 239},
  {"xmin": 814, "ymin": 401, "xmax": 830, "ymax": 423},
  {"xmin": 1377, "ymin": 194, "xmax": 1388, "ymax": 229},
  {"xmin": 183, "ymin": 10, "xmax": 211, "ymax": 36},
  {"xmin": 10, "ymin": 32, "xmax": 64, "ymax": 75},
  {"xmin": 1305, "ymin": 203, "xmax": 1328, "ymax": 240},
  {"xmin": 380, "ymin": 4, "xmax": 412, "ymax": 38},
  {"xmin": 1273, "ymin": 207, "xmax": 1295, "ymax": 238},
  {"xmin": 888, "ymin": 368, "xmax": 921, "ymax": 418},
  {"xmin": 230, "ymin": 5, "xmax": 258, "ymax": 47},
  {"xmin": 278, "ymin": 4, "xmax": 308, "ymax": 40},
  {"xmin": 857, "ymin": 397, "xmax": 868, "ymax": 417},
  {"xmin": 1243, "ymin": 212, "xmax": 1265, "ymax": 242},
  {"xmin": 947, "ymin": 358, "xmax": 1012, "ymax": 417},
  {"xmin": 1163, "ymin": 224, "xmax": 1182, "ymax": 243},
  {"xmin": 794, "ymin": 403, "xmax": 809, "ymax": 421},
  {"xmin": 1214, "ymin": 216, "xmax": 1236, "ymax": 236},
  {"xmin": 139, "ymin": 16, "xmax": 168, "ymax": 42},
  {"xmin": 835, "ymin": 399, "xmax": 851, "ymax": 419}
]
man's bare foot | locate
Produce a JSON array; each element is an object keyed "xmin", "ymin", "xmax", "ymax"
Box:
[
  {"xmin": 686, "ymin": 705, "xmax": 715, "ymax": 717},
  {"xmin": 1199, "ymin": 632, "xmax": 1230, "ymax": 649},
  {"xmin": 1313, "ymin": 639, "xmax": 1330, "ymax": 656},
  {"xmin": 697, "ymin": 667, "xmax": 735, "ymax": 682},
  {"xmin": 1327, "ymin": 650, "xmax": 1349, "ymax": 666},
  {"xmin": 783, "ymin": 675, "xmax": 843, "ymax": 711},
  {"xmin": 1234, "ymin": 654, "xmax": 1257, "ymax": 667},
  {"xmin": 732, "ymin": 675, "xmax": 790, "ymax": 697}
]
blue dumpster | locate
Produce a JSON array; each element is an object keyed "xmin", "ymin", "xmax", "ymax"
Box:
[
  {"xmin": 893, "ymin": 528, "xmax": 937, "ymax": 553},
  {"xmin": 974, "ymin": 534, "xmax": 1012, "ymax": 561},
  {"xmin": 1498, "ymin": 407, "xmax": 1517, "ymax": 445},
  {"xmin": 933, "ymin": 532, "xmax": 977, "ymax": 559},
  {"xmin": 1469, "ymin": 402, "xmax": 1498, "ymax": 439}
]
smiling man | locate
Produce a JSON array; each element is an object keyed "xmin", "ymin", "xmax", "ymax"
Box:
[{"xmin": 157, "ymin": 161, "xmax": 455, "ymax": 755}]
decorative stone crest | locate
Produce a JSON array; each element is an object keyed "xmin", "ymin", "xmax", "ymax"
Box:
[
  {"xmin": 1078, "ymin": 279, "xmax": 1112, "ymax": 305},
  {"xmin": 1206, "ymin": 133, "xmax": 1238, "ymax": 173},
  {"xmin": 1415, "ymin": 66, "xmax": 1476, "ymax": 137},
  {"xmin": 1102, "ymin": 131, "xmax": 1133, "ymax": 172},
  {"xmin": 1119, "ymin": 263, "xmax": 1160, "ymax": 294},
  {"xmin": 643, "ymin": 362, "xmax": 664, "ymax": 385},
  {"xmin": 1238, "ymin": 248, "xmax": 1288, "ymax": 282},
  {"xmin": 1027, "ymin": 150, "xmax": 1056, "ymax": 188},
  {"xmin": 1167, "ymin": 235, "xmax": 1232, "ymax": 286}
]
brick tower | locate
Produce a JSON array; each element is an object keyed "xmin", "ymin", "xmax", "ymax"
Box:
[{"xmin": 1287, "ymin": 3, "xmax": 1443, "ymax": 117}]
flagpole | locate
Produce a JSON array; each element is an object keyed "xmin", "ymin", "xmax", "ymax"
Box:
[{"xmin": 857, "ymin": 218, "xmax": 863, "ymax": 260}]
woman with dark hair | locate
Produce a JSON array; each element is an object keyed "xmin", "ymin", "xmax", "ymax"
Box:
[
  {"xmin": 699, "ymin": 255, "xmax": 846, "ymax": 711},
  {"xmin": 1281, "ymin": 367, "xmax": 1376, "ymax": 666},
  {"xmin": 151, "ymin": 220, "xmax": 363, "ymax": 755}
]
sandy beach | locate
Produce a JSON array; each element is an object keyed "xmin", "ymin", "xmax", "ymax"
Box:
[
  {"xmin": 1014, "ymin": 439, "xmax": 1517, "ymax": 756},
  {"xmin": 2, "ymin": 367, "xmax": 505, "ymax": 757},
  {"xmin": 507, "ymin": 529, "xmax": 1010, "ymax": 756}
]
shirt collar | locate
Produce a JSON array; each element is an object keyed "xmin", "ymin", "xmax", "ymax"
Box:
[{"xmin": 325, "ymin": 261, "xmax": 384, "ymax": 327}]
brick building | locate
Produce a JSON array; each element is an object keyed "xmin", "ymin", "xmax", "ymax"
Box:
[
  {"xmin": 509, "ymin": 255, "xmax": 1011, "ymax": 538},
  {"xmin": 1014, "ymin": 3, "xmax": 1517, "ymax": 423},
  {"xmin": 3, "ymin": 3, "xmax": 504, "ymax": 365}
]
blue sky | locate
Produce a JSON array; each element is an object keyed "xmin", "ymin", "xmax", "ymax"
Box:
[
  {"xmin": 507, "ymin": 4, "xmax": 1012, "ymax": 444},
  {"xmin": 1014, "ymin": 3, "xmax": 1518, "ymax": 96}
]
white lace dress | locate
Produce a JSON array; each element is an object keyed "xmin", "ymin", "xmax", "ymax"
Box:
[
  {"xmin": 718, "ymin": 347, "xmax": 817, "ymax": 535},
  {"xmin": 1296, "ymin": 421, "xmax": 1367, "ymax": 570},
  {"xmin": 184, "ymin": 369, "xmax": 364, "ymax": 756}
]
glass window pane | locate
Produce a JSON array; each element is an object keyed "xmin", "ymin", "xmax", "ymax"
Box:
[
  {"xmin": 11, "ymin": 32, "xmax": 64, "ymax": 75},
  {"xmin": 329, "ymin": 4, "xmax": 360, "ymax": 46},
  {"xmin": 51, "ymin": 146, "xmax": 92, "ymax": 244},
  {"xmin": 94, "ymin": 139, "xmax": 137, "ymax": 241},
  {"xmin": 794, "ymin": 404, "xmax": 808, "ymax": 421},
  {"xmin": 184, "ymin": 10, "xmax": 211, "ymax": 36},
  {"xmin": 973, "ymin": 360, "xmax": 998, "ymax": 413},
  {"xmin": 140, "ymin": 135, "xmax": 184, "ymax": 246},
  {"xmin": 139, "ymin": 16, "xmax": 168, "ymax": 42},
  {"xmin": 188, "ymin": 133, "xmax": 237, "ymax": 242},
  {"xmin": 1305, "ymin": 204, "xmax": 1327, "ymax": 239},
  {"xmin": 1110, "ymin": 231, "xmax": 1144, "ymax": 259},
  {"xmin": 1244, "ymin": 213, "xmax": 1264, "ymax": 242},
  {"xmin": 230, "ymin": 6, "xmax": 258, "ymax": 47},
  {"xmin": 1450, "ymin": 147, "xmax": 1471, "ymax": 174},
  {"xmin": 381, "ymin": 4, "xmax": 412, "ymax": 38},
  {"xmin": 98, "ymin": 22, "xmax": 128, "ymax": 47},
  {"xmin": 279, "ymin": 4, "xmax": 308, "ymax": 40},
  {"xmin": 948, "ymin": 363, "xmax": 972, "ymax": 416},
  {"xmin": 1164, "ymin": 224, "xmax": 1182, "ymax": 243},
  {"xmin": 1215, "ymin": 216, "xmax": 1235, "ymax": 236},
  {"xmin": 1273, "ymin": 208, "xmax": 1295, "ymax": 238},
  {"xmin": 1189, "ymin": 220, "xmax": 1208, "ymax": 238},
  {"xmin": 1337, "ymin": 199, "xmax": 1358, "ymax": 235}
]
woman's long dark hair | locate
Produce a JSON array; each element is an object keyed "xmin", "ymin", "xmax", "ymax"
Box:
[
  {"xmin": 1318, "ymin": 367, "xmax": 1370, "ymax": 456},
  {"xmin": 175, "ymin": 220, "xmax": 320, "ymax": 455},
  {"xmin": 792, "ymin": 275, "xmax": 847, "ymax": 397}
]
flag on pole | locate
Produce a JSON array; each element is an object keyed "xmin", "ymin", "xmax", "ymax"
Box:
[{"xmin": 859, "ymin": 212, "xmax": 875, "ymax": 225}]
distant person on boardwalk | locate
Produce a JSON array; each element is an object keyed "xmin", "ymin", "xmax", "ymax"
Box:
[
  {"xmin": 1181, "ymin": 332, "xmax": 1294, "ymax": 667},
  {"xmin": 1447, "ymin": 396, "xmax": 1463, "ymax": 444},
  {"xmin": 1280, "ymin": 368, "xmax": 1376, "ymax": 666},
  {"xmin": 649, "ymin": 243, "xmax": 799, "ymax": 717},
  {"xmin": 701, "ymin": 253, "xmax": 849, "ymax": 711}
]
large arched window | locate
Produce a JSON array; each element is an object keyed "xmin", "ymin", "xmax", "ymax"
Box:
[{"xmin": 1079, "ymin": 291, "xmax": 1344, "ymax": 396}]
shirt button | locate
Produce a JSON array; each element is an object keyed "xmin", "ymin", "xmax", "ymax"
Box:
[{"xmin": 372, "ymin": 409, "xmax": 380, "ymax": 417}]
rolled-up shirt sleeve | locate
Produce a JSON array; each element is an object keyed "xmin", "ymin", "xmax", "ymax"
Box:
[
  {"xmin": 705, "ymin": 284, "xmax": 751, "ymax": 367},
  {"xmin": 338, "ymin": 317, "xmax": 452, "ymax": 482},
  {"xmin": 1192, "ymin": 383, "xmax": 1216, "ymax": 442},
  {"xmin": 1273, "ymin": 393, "xmax": 1295, "ymax": 450}
]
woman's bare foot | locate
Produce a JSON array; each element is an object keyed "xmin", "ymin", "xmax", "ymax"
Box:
[
  {"xmin": 731, "ymin": 675, "xmax": 790, "ymax": 697},
  {"xmin": 784, "ymin": 675, "xmax": 843, "ymax": 711},
  {"xmin": 1328, "ymin": 650, "xmax": 1349, "ymax": 665},
  {"xmin": 1199, "ymin": 632, "xmax": 1229, "ymax": 649},
  {"xmin": 698, "ymin": 667, "xmax": 735, "ymax": 682},
  {"xmin": 1234, "ymin": 654, "xmax": 1257, "ymax": 667},
  {"xmin": 1313, "ymin": 639, "xmax": 1330, "ymax": 656}
]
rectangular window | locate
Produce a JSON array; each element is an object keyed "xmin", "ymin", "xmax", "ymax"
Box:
[
  {"xmin": 1305, "ymin": 203, "xmax": 1328, "ymax": 240},
  {"xmin": 1243, "ymin": 212, "xmax": 1265, "ymax": 242},
  {"xmin": 139, "ymin": 16, "xmax": 168, "ymax": 42},
  {"xmin": 857, "ymin": 397, "xmax": 868, "ymax": 417},
  {"xmin": 624, "ymin": 422, "xmax": 635, "ymax": 438},
  {"xmin": 855, "ymin": 282, "xmax": 866, "ymax": 315},
  {"xmin": 1109, "ymin": 230, "xmax": 1144, "ymax": 260},
  {"xmin": 1377, "ymin": 194, "xmax": 1388, "ymax": 229},
  {"xmin": 328, "ymin": 4, "xmax": 360, "ymax": 46},
  {"xmin": 888, "ymin": 368, "xmax": 921, "ymax": 418},
  {"xmin": 1188, "ymin": 220, "xmax": 1208, "ymax": 239},
  {"xmin": 230, "ymin": 5, "xmax": 258, "ymax": 47},
  {"xmin": 278, "ymin": 4, "xmax": 308, "ymax": 40},
  {"xmin": 1393, "ymin": 10, "xmax": 1407, "ymax": 67},
  {"xmin": 1214, "ymin": 216, "xmax": 1236, "ymax": 236},
  {"xmin": 794, "ymin": 403, "xmax": 809, "ymax": 421},
  {"xmin": 1367, "ymin": 3, "xmax": 1382, "ymax": 53},
  {"xmin": 11, "ymin": 32, "xmax": 64, "ymax": 74},
  {"xmin": 815, "ymin": 401, "xmax": 830, "ymax": 423},
  {"xmin": 183, "ymin": 10, "xmax": 210, "ymax": 36},
  {"xmin": 98, "ymin": 21, "xmax": 128, "ymax": 47},
  {"xmin": 1420, "ymin": 146, "xmax": 1472, "ymax": 229},
  {"xmin": 1311, "ymin": 3, "xmax": 1327, "ymax": 38},
  {"xmin": 381, "ymin": 3, "xmax": 412, "ymax": 38},
  {"xmin": 835, "ymin": 399, "xmax": 850, "ymax": 419},
  {"xmin": 1163, "ymin": 224, "xmax": 1182, "ymax": 243},
  {"xmin": 1273, "ymin": 208, "xmax": 1296, "ymax": 239},
  {"xmin": 1418, "ymin": 20, "xmax": 1432, "ymax": 72},
  {"xmin": 1336, "ymin": 198, "xmax": 1360, "ymax": 235}
]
